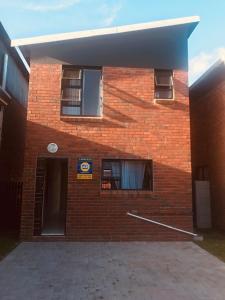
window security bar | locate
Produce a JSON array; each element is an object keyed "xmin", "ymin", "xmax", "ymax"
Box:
[{"xmin": 127, "ymin": 212, "xmax": 203, "ymax": 240}]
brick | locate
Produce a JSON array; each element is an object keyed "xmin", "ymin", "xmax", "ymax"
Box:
[{"xmin": 21, "ymin": 64, "xmax": 193, "ymax": 241}]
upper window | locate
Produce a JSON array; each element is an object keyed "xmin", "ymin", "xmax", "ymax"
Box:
[
  {"xmin": 101, "ymin": 159, "xmax": 153, "ymax": 191},
  {"xmin": 61, "ymin": 66, "xmax": 102, "ymax": 117},
  {"xmin": 154, "ymin": 69, "xmax": 173, "ymax": 100}
]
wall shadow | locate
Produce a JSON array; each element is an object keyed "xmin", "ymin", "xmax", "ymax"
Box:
[
  {"xmin": 21, "ymin": 119, "xmax": 193, "ymax": 240},
  {"xmin": 104, "ymin": 82, "xmax": 157, "ymax": 110}
]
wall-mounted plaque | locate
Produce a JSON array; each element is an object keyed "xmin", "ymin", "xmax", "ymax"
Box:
[{"xmin": 77, "ymin": 158, "xmax": 93, "ymax": 179}]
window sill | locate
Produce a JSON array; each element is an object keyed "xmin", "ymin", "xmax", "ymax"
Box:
[
  {"xmin": 154, "ymin": 98, "xmax": 175, "ymax": 104},
  {"xmin": 101, "ymin": 190, "xmax": 154, "ymax": 195},
  {"xmin": 60, "ymin": 115, "xmax": 103, "ymax": 121}
]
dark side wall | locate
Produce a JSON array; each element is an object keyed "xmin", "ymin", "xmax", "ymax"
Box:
[
  {"xmin": 21, "ymin": 63, "xmax": 192, "ymax": 241},
  {"xmin": 0, "ymin": 101, "xmax": 26, "ymax": 182},
  {"xmin": 190, "ymin": 73, "xmax": 225, "ymax": 230},
  {"xmin": 0, "ymin": 26, "xmax": 28, "ymax": 231},
  {"xmin": 0, "ymin": 100, "xmax": 26, "ymax": 231}
]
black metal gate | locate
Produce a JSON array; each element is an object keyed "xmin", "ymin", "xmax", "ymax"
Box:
[{"xmin": 0, "ymin": 181, "xmax": 23, "ymax": 232}]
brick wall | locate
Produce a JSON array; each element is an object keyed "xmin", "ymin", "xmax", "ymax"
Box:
[
  {"xmin": 190, "ymin": 78, "xmax": 225, "ymax": 230},
  {"xmin": 21, "ymin": 63, "xmax": 193, "ymax": 241}
]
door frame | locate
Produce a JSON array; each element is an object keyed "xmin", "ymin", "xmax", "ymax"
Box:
[{"xmin": 34, "ymin": 156, "xmax": 68, "ymax": 236}]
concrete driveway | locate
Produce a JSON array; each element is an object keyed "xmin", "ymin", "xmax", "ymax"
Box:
[{"xmin": 0, "ymin": 242, "xmax": 225, "ymax": 300}]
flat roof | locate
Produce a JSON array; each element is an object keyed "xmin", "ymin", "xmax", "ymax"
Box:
[
  {"xmin": 11, "ymin": 16, "xmax": 200, "ymax": 70},
  {"xmin": 12, "ymin": 16, "xmax": 200, "ymax": 47}
]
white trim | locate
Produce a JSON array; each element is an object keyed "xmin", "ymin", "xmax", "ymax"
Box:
[
  {"xmin": 2, "ymin": 54, "xmax": 8, "ymax": 90},
  {"xmin": 0, "ymin": 87, "xmax": 12, "ymax": 104},
  {"xmin": 190, "ymin": 59, "xmax": 225, "ymax": 91},
  {"xmin": 11, "ymin": 16, "xmax": 200, "ymax": 47},
  {"xmin": 41, "ymin": 233, "xmax": 64, "ymax": 236},
  {"xmin": 15, "ymin": 47, "xmax": 30, "ymax": 74},
  {"xmin": 154, "ymin": 98, "xmax": 175, "ymax": 103},
  {"xmin": 154, "ymin": 69, "xmax": 175, "ymax": 101},
  {"xmin": 0, "ymin": 96, "xmax": 9, "ymax": 106},
  {"xmin": 60, "ymin": 115, "xmax": 103, "ymax": 120}
]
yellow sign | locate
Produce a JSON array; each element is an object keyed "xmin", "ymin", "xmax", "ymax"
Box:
[{"xmin": 77, "ymin": 174, "xmax": 93, "ymax": 180}]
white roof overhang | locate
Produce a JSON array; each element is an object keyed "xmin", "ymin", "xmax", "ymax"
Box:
[{"xmin": 11, "ymin": 16, "xmax": 200, "ymax": 70}]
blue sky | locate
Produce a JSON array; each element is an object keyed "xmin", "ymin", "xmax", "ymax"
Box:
[{"xmin": 0, "ymin": 0, "xmax": 225, "ymax": 84}]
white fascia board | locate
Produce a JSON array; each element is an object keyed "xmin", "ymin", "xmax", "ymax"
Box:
[
  {"xmin": 11, "ymin": 16, "xmax": 200, "ymax": 47},
  {"xmin": 190, "ymin": 59, "xmax": 225, "ymax": 90},
  {"xmin": 15, "ymin": 47, "xmax": 30, "ymax": 73}
]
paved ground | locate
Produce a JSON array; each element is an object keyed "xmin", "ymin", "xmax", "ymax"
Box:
[{"xmin": 0, "ymin": 242, "xmax": 225, "ymax": 300}]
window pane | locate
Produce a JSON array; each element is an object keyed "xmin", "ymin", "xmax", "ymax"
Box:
[
  {"xmin": 155, "ymin": 70, "xmax": 172, "ymax": 86},
  {"xmin": 101, "ymin": 179, "xmax": 120, "ymax": 190},
  {"xmin": 83, "ymin": 69, "xmax": 102, "ymax": 116},
  {"xmin": 121, "ymin": 161, "xmax": 146, "ymax": 189},
  {"xmin": 155, "ymin": 89, "xmax": 173, "ymax": 99},
  {"xmin": 155, "ymin": 70, "xmax": 173, "ymax": 100},
  {"xmin": 102, "ymin": 160, "xmax": 121, "ymax": 190},
  {"xmin": 61, "ymin": 66, "xmax": 103, "ymax": 117},
  {"xmin": 62, "ymin": 78, "xmax": 82, "ymax": 88},
  {"xmin": 62, "ymin": 87, "xmax": 81, "ymax": 101},
  {"xmin": 103, "ymin": 160, "xmax": 120, "ymax": 178},
  {"xmin": 63, "ymin": 69, "xmax": 81, "ymax": 79},
  {"xmin": 102, "ymin": 180, "xmax": 111, "ymax": 190},
  {"xmin": 62, "ymin": 100, "xmax": 81, "ymax": 107},
  {"xmin": 103, "ymin": 169, "xmax": 112, "ymax": 177},
  {"xmin": 62, "ymin": 106, "xmax": 80, "ymax": 115},
  {"xmin": 101, "ymin": 159, "xmax": 152, "ymax": 191},
  {"xmin": 61, "ymin": 67, "xmax": 82, "ymax": 115}
]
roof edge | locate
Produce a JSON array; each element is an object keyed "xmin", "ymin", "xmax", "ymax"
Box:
[
  {"xmin": 190, "ymin": 59, "xmax": 225, "ymax": 91},
  {"xmin": 11, "ymin": 16, "xmax": 200, "ymax": 47},
  {"xmin": 0, "ymin": 22, "xmax": 30, "ymax": 77}
]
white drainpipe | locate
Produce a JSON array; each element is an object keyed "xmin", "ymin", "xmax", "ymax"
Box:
[{"xmin": 127, "ymin": 212, "xmax": 203, "ymax": 240}]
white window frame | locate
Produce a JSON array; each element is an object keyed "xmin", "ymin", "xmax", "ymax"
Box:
[{"xmin": 154, "ymin": 69, "xmax": 174, "ymax": 101}]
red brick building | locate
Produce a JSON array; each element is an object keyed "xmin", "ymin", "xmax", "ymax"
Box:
[
  {"xmin": 12, "ymin": 16, "xmax": 199, "ymax": 241},
  {"xmin": 190, "ymin": 60, "xmax": 225, "ymax": 230}
]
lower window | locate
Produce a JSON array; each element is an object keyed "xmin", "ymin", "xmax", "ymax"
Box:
[{"xmin": 101, "ymin": 159, "xmax": 153, "ymax": 190}]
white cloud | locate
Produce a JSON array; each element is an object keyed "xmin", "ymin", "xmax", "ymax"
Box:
[
  {"xmin": 99, "ymin": 1, "xmax": 123, "ymax": 26},
  {"xmin": 189, "ymin": 47, "xmax": 225, "ymax": 84},
  {"xmin": 24, "ymin": 0, "xmax": 80, "ymax": 12},
  {"xmin": 0, "ymin": 0, "xmax": 123, "ymax": 25}
]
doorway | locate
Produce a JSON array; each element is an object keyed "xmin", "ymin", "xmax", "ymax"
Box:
[{"xmin": 34, "ymin": 158, "xmax": 68, "ymax": 236}]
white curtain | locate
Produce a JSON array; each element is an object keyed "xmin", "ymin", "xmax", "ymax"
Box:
[{"xmin": 121, "ymin": 161, "xmax": 145, "ymax": 189}]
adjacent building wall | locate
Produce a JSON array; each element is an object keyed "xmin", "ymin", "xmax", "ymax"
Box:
[
  {"xmin": 0, "ymin": 24, "xmax": 29, "ymax": 231},
  {"xmin": 190, "ymin": 67, "xmax": 225, "ymax": 230}
]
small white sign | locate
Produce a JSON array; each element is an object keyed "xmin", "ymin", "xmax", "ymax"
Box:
[{"xmin": 47, "ymin": 143, "xmax": 58, "ymax": 153}]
